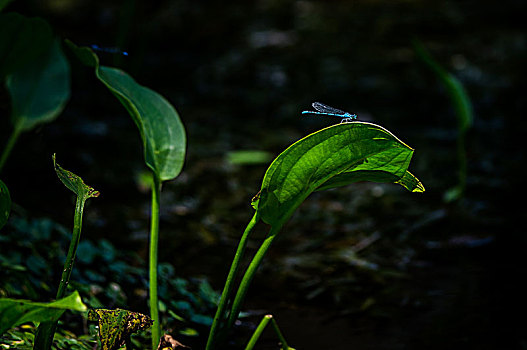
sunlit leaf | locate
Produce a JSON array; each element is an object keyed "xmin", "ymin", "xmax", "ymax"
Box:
[
  {"xmin": 53, "ymin": 154, "xmax": 100, "ymax": 201},
  {"xmin": 88, "ymin": 308, "xmax": 153, "ymax": 350},
  {"xmin": 6, "ymin": 38, "xmax": 70, "ymax": 132},
  {"xmin": 65, "ymin": 40, "xmax": 186, "ymax": 182},
  {"xmin": 0, "ymin": 179, "xmax": 10, "ymax": 229},
  {"xmin": 0, "ymin": 12, "xmax": 53, "ymax": 79},
  {"xmin": 252, "ymin": 122, "xmax": 424, "ymax": 225},
  {"xmin": 0, "ymin": 291, "xmax": 87, "ymax": 335}
]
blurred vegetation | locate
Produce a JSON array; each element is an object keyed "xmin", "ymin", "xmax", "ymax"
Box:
[{"xmin": 0, "ymin": 0, "xmax": 524, "ymax": 349}]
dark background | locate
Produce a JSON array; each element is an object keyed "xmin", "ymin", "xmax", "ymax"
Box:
[{"xmin": 0, "ymin": 0, "xmax": 525, "ymax": 349}]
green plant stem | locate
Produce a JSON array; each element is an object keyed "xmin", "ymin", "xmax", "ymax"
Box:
[
  {"xmin": 270, "ymin": 316, "xmax": 291, "ymax": 349},
  {"xmin": 225, "ymin": 224, "xmax": 281, "ymax": 331},
  {"xmin": 57, "ymin": 195, "xmax": 85, "ymax": 298},
  {"xmin": 0, "ymin": 125, "xmax": 22, "ymax": 173},
  {"xmin": 205, "ymin": 212, "xmax": 260, "ymax": 350},
  {"xmin": 215, "ymin": 197, "xmax": 303, "ymax": 347},
  {"xmin": 34, "ymin": 195, "xmax": 86, "ymax": 350},
  {"xmin": 149, "ymin": 174, "xmax": 162, "ymax": 350},
  {"xmin": 245, "ymin": 315, "xmax": 292, "ymax": 350}
]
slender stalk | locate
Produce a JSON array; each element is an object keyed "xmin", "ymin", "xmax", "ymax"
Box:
[
  {"xmin": 57, "ymin": 196, "xmax": 85, "ymax": 298},
  {"xmin": 205, "ymin": 212, "xmax": 260, "ymax": 350},
  {"xmin": 34, "ymin": 195, "xmax": 86, "ymax": 349},
  {"xmin": 226, "ymin": 224, "xmax": 281, "ymax": 331},
  {"xmin": 245, "ymin": 315, "xmax": 292, "ymax": 350},
  {"xmin": 149, "ymin": 174, "xmax": 162, "ymax": 350},
  {"xmin": 270, "ymin": 316, "xmax": 291, "ymax": 349},
  {"xmin": 245, "ymin": 315, "xmax": 271, "ymax": 350},
  {"xmin": 0, "ymin": 125, "xmax": 22, "ymax": 173},
  {"xmin": 218, "ymin": 198, "xmax": 303, "ymax": 346}
]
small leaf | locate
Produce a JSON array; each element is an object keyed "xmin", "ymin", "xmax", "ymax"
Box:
[
  {"xmin": 66, "ymin": 40, "xmax": 186, "ymax": 182},
  {"xmin": 0, "ymin": 179, "xmax": 11, "ymax": 229},
  {"xmin": 0, "ymin": 12, "xmax": 53, "ymax": 79},
  {"xmin": 53, "ymin": 154, "xmax": 100, "ymax": 200},
  {"xmin": 6, "ymin": 38, "xmax": 70, "ymax": 133},
  {"xmin": 253, "ymin": 122, "xmax": 424, "ymax": 225},
  {"xmin": 0, "ymin": 291, "xmax": 87, "ymax": 335},
  {"xmin": 88, "ymin": 308, "xmax": 153, "ymax": 350}
]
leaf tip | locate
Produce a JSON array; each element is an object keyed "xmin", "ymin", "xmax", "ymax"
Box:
[
  {"xmin": 413, "ymin": 182, "xmax": 426, "ymax": 193},
  {"xmin": 251, "ymin": 190, "xmax": 261, "ymax": 210}
]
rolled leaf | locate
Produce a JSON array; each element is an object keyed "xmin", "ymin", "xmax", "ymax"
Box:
[{"xmin": 53, "ymin": 154, "xmax": 100, "ymax": 200}]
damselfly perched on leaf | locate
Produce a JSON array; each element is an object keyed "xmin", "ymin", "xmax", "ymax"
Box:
[{"xmin": 302, "ymin": 102, "xmax": 357, "ymax": 123}]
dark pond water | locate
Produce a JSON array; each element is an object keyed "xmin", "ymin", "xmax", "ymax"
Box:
[{"xmin": 1, "ymin": 0, "xmax": 525, "ymax": 349}]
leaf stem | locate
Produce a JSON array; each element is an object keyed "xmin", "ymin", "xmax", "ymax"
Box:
[
  {"xmin": 149, "ymin": 174, "xmax": 162, "ymax": 350},
  {"xmin": 205, "ymin": 212, "xmax": 260, "ymax": 350},
  {"xmin": 57, "ymin": 195, "xmax": 85, "ymax": 298},
  {"xmin": 34, "ymin": 193, "xmax": 87, "ymax": 350},
  {"xmin": 226, "ymin": 224, "xmax": 281, "ymax": 331}
]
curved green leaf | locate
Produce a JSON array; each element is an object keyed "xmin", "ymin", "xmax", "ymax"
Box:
[
  {"xmin": 413, "ymin": 40, "xmax": 473, "ymax": 131},
  {"xmin": 53, "ymin": 154, "xmax": 100, "ymax": 201},
  {"xmin": 413, "ymin": 40, "xmax": 471, "ymax": 202},
  {"xmin": 65, "ymin": 40, "xmax": 186, "ymax": 182},
  {"xmin": 0, "ymin": 12, "xmax": 53, "ymax": 79},
  {"xmin": 0, "ymin": 179, "xmax": 10, "ymax": 229},
  {"xmin": 0, "ymin": 291, "xmax": 87, "ymax": 335},
  {"xmin": 6, "ymin": 38, "xmax": 70, "ymax": 132},
  {"xmin": 253, "ymin": 122, "xmax": 424, "ymax": 225}
]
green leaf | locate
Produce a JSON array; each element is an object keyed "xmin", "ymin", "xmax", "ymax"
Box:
[
  {"xmin": 53, "ymin": 154, "xmax": 100, "ymax": 201},
  {"xmin": 0, "ymin": 178, "xmax": 10, "ymax": 229},
  {"xmin": 252, "ymin": 122, "xmax": 424, "ymax": 225},
  {"xmin": 6, "ymin": 38, "xmax": 70, "ymax": 133},
  {"xmin": 65, "ymin": 40, "xmax": 186, "ymax": 182},
  {"xmin": 87, "ymin": 308, "xmax": 153, "ymax": 350},
  {"xmin": 0, "ymin": 12, "xmax": 53, "ymax": 79},
  {"xmin": 0, "ymin": 291, "xmax": 87, "ymax": 335}
]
